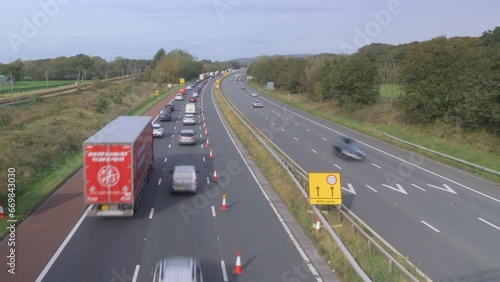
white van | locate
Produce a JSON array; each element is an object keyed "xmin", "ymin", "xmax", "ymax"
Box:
[
  {"xmin": 170, "ymin": 165, "xmax": 198, "ymax": 194},
  {"xmin": 185, "ymin": 103, "xmax": 196, "ymax": 114}
]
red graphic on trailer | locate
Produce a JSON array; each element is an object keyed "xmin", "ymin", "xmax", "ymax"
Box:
[{"xmin": 84, "ymin": 144, "xmax": 133, "ymax": 204}]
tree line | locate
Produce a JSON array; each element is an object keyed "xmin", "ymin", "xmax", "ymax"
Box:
[
  {"xmin": 247, "ymin": 26, "xmax": 500, "ymax": 134},
  {"xmin": 0, "ymin": 54, "xmax": 150, "ymax": 82}
]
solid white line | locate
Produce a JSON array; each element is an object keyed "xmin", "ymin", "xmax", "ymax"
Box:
[
  {"xmin": 206, "ymin": 177, "xmax": 210, "ymax": 184},
  {"xmin": 371, "ymin": 163, "xmax": 382, "ymax": 169},
  {"xmin": 149, "ymin": 208, "xmax": 154, "ymax": 219},
  {"xmin": 157, "ymin": 178, "xmax": 162, "ymax": 185},
  {"xmin": 334, "ymin": 164, "xmax": 342, "ymax": 170},
  {"xmin": 164, "ymin": 157, "xmax": 167, "ymax": 162},
  {"xmin": 210, "ymin": 87, "xmax": 321, "ymax": 280},
  {"xmin": 366, "ymin": 185, "xmax": 378, "ymax": 192},
  {"xmin": 221, "ymin": 261, "xmax": 229, "ymax": 281},
  {"xmin": 35, "ymin": 205, "xmax": 92, "ymax": 282},
  {"xmin": 294, "ymin": 137, "xmax": 298, "ymax": 141},
  {"xmin": 421, "ymin": 221, "xmax": 440, "ymax": 233},
  {"xmin": 478, "ymin": 218, "xmax": 500, "ymax": 231},
  {"xmin": 211, "ymin": 206, "xmax": 216, "ymax": 217},
  {"xmin": 311, "ymin": 149, "xmax": 317, "ymax": 153},
  {"xmin": 321, "ymin": 137, "xmax": 327, "ymax": 141},
  {"xmin": 411, "ymin": 183, "xmax": 426, "ymax": 191},
  {"xmin": 306, "ymin": 128, "xmax": 311, "ymax": 132},
  {"xmin": 132, "ymin": 265, "xmax": 140, "ymax": 282}
]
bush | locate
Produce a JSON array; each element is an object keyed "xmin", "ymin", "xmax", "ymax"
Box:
[{"xmin": 95, "ymin": 96, "xmax": 109, "ymax": 113}]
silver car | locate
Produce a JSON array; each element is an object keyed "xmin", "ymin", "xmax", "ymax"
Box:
[
  {"xmin": 153, "ymin": 256, "xmax": 203, "ymax": 282},
  {"xmin": 170, "ymin": 165, "xmax": 198, "ymax": 194},
  {"xmin": 179, "ymin": 129, "xmax": 196, "ymax": 145},
  {"xmin": 252, "ymin": 99, "xmax": 262, "ymax": 108},
  {"xmin": 251, "ymin": 92, "xmax": 258, "ymax": 97},
  {"xmin": 183, "ymin": 114, "xmax": 196, "ymax": 125}
]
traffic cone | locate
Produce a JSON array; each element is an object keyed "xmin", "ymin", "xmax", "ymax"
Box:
[
  {"xmin": 213, "ymin": 169, "xmax": 218, "ymax": 182},
  {"xmin": 315, "ymin": 218, "xmax": 321, "ymax": 232},
  {"xmin": 209, "ymin": 149, "xmax": 214, "ymax": 160},
  {"xmin": 206, "ymin": 138, "xmax": 210, "ymax": 147},
  {"xmin": 204, "ymin": 128, "xmax": 208, "ymax": 136},
  {"xmin": 0, "ymin": 202, "xmax": 6, "ymax": 218},
  {"xmin": 220, "ymin": 194, "xmax": 229, "ymax": 211},
  {"xmin": 204, "ymin": 122, "xmax": 207, "ymax": 129},
  {"xmin": 232, "ymin": 250, "xmax": 245, "ymax": 275}
]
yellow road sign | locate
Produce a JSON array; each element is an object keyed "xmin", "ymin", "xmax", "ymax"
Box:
[
  {"xmin": 216, "ymin": 79, "xmax": 221, "ymax": 85},
  {"xmin": 308, "ymin": 172, "xmax": 342, "ymax": 205},
  {"xmin": 224, "ymin": 72, "xmax": 229, "ymax": 77},
  {"xmin": 155, "ymin": 90, "xmax": 160, "ymax": 96},
  {"xmin": 180, "ymin": 78, "xmax": 185, "ymax": 84}
]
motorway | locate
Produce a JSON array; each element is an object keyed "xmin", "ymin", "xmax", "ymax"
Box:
[
  {"xmin": 0, "ymin": 78, "xmax": 337, "ymax": 281},
  {"xmin": 223, "ymin": 75, "xmax": 500, "ymax": 281}
]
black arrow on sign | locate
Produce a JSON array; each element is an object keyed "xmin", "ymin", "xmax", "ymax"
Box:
[
  {"xmin": 330, "ymin": 186, "xmax": 334, "ymax": 197},
  {"xmin": 316, "ymin": 186, "xmax": 320, "ymax": 197}
]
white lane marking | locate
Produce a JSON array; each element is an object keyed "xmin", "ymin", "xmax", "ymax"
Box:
[
  {"xmin": 132, "ymin": 265, "xmax": 140, "ymax": 282},
  {"xmin": 366, "ymin": 185, "xmax": 378, "ymax": 192},
  {"xmin": 35, "ymin": 205, "xmax": 92, "ymax": 282},
  {"xmin": 168, "ymin": 144, "xmax": 171, "ymax": 148},
  {"xmin": 427, "ymin": 184, "xmax": 457, "ymax": 194},
  {"xmin": 206, "ymin": 177, "xmax": 210, "ymax": 184},
  {"xmin": 272, "ymin": 122, "xmax": 276, "ymax": 125},
  {"xmin": 321, "ymin": 137, "xmax": 327, "ymax": 141},
  {"xmin": 294, "ymin": 122, "xmax": 299, "ymax": 125},
  {"xmin": 203, "ymin": 157, "xmax": 206, "ymax": 162},
  {"xmin": 149, "ymin": 208, "xmax": 154, "ymax": 219},
  {"xmin": 311, "ymin": 149, "xmax": 317, "ymax": 153},
  {"xmin": 164, "ymin": 157, "xmax": 167, "ymax": 162},
  {"xmin": 200, "ymin": 144, "xmax": 203, "ymax": 149},
  {"xmin": 382, "ymin": 184, "xmax": 408, "ymax": 195},
  {"xmin": 421, "ymin": 221, "xmax": 440, "ymax": 233},
  {"xmin": 157, "ymin": 178, "xmax": 162, "ymax": 185},
  {"xmin": 211, "ymin": 206, "xmax": 216, "ymax": 217},
  {"xmin": 200, "ymin": 134, "xmax": 202, "ymax": 138},
  {"xmin": 281, "ymin": 128, "xmax": 285, "ymax": 132},
  {"xmin": 478, "ymin": 218, "xmax": 500, "ymax": 231},
  {"xmin": 221, "ymin": 261, "xmax": 229, "ymax": 281},
  {"xmin": 210, "ymin": 89, "xmax": 322, "ymax": 280},
  {"xmin": 342, "ymin": 184, "xmax": 356, "ymax": 194},
  {"xmin": 199, "ymin": 126, "xmax": 202, "ymax": 130},
  {"xmin": 306, "ymin": 128, "xmax": 311, "ymax": 132},
  {"xmin": 265, "ymin": 117, "xmax": 268, "ymax": 120},
  {"xmin": 334, "ymin": 164, "xmax": 342, "ymax": 170},
  {"xmin": 294, "ymin": 137, "xmax": 298, "ymax": 141},
  {"xmin": 371, "ymin": 163, "xmax": 382, "ymax": 169},
  {"xmin": 411, "ymin": 183, "xmax": 426, "ymax": 191},
  {"xmin": 258, "ymin": 95, "xmax": 500, "ymax": 204}
]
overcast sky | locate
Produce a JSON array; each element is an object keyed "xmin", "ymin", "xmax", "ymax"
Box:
[{"xmin": 1, "ymin": 0, "xmax": 499, "ymax": 63}]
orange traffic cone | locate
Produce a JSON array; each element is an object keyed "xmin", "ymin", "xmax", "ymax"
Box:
[
  {"xmin": 232, "ymin": 250, "xmax": 245, "ymax": 275},
  {"xmin": 204, "ymin": 128, "xmax": 208, "ymax": 136},
  {"xmin": 206, "ymin": 138, "xmax": 210, "ymax": 147},
  {"xmin": 315, "ymin": 218, "xmax": 321, "ymax": 232},
  {"xmin": 0, "ymin": 202, "xmax": 6, "ymax": 218},
  {"xmin": 220, "ymin": 194, "xmax": 229, "ymax": 211},
  {"xmin": 209, "ymin": 149, "xmax": 214, "ymax": 160},
  {"xmin": 213, "ymin": 169, "xmax": 218, "ymax": 182}
]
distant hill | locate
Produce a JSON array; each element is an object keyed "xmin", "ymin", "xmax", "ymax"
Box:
[{"xmin": 226, "ymin": 54, "xmax": 317, "ymax": 66}]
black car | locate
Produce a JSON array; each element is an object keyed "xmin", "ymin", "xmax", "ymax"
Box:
[
  {"xmin": 159, "ymin": 109, "xmax": 172, "ymax": 121},
  {"xmin": 164, "ymin": 103, "xmax": 174, "ymax": 111},
  {"xmin": 333, "ymin": 137, "xmax": 366, "ymax": 160}
]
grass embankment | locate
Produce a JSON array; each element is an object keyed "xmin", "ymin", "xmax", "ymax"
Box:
[
  {"xmin": 248, "ymin": 82, "xmax": 500, "ymax": 184},
  {"xmin": 0, "ymin": 81, "xmax": 180, "ymax": 234},
  {"xmin": 214, "ymin": 86, "xmax": 423, "ymax": 281},
  {"xmin": 0, "ymin": 80, "xmax": 78, "ymax": 94}
]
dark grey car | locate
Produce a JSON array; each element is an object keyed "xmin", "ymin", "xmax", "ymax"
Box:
[
  {"xmin": 159, "ymin": 109, "xmax": 172, "ymax": 121},
  {"xmin": 333, "ymin": 137, "xmax": 366, "ymax": 160}
]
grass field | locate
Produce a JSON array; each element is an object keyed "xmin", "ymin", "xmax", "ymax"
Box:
[{"xmin": 0, "ymin": 80, "xmax": 77, "ymax": 94}]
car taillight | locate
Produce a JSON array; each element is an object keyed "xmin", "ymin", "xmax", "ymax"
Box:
[{"xmin": 195, "ymin": 180, "xmax": 198, "ymax": 187}]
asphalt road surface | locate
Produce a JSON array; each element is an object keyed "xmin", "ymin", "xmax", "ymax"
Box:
[
  {"xmin": 223, "ymin": 75, "xmax": 500, "ymax": 282},
  {"xmin": 13, "ymin": 78, "xmax": 337, "ymax": 282}
]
